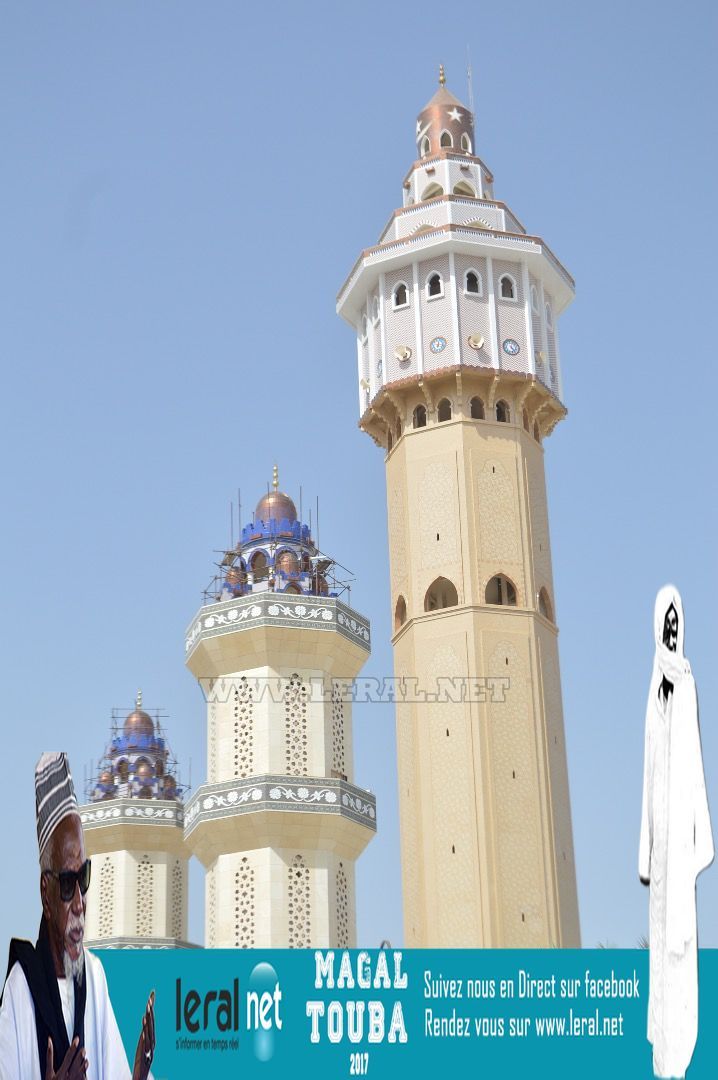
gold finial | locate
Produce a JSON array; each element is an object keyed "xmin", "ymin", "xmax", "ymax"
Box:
[
  {"xmin": 272, "ymin": 464, "xmax": 279, "ymax": 491},
  {"xmin": 136, "ymin": 689, "xmax": 142, "ymax": 709},
  {"xmin": 439, "ymin": 64, "xmax": 446, "ymax": 87}
]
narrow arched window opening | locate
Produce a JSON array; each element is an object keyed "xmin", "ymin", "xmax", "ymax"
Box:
[
  {"xmin": 495, "ymin": 400, "xmax": 510, "ymax": 423},
  {"xmin": 421, "ymin": 182, "xmax": 444, "ymax": 201},
  {"xmin": 440, "ymin": 130, "xmax": 453, "ymax": 148},
  {"xmin": 413, "ymin": 404, "xmax": 427, "ymax": 429},
  {"xmin": 387, "ymin": 431, "xmax": 393, "ymax": 452},
  {"xmin": 460, "ymin": 133, "xmax": 472, "ymax": 153},
  {"xmin": 395, "ymin": 418, "xmax": 402, "ymax": 441},
  {"xmin": 538, "ymin": 587, "xmax": 554, "ymax": 622},
  {"xmin": 427, "ymin": 273, "xmax": 443, "ymax": 298},
  {"xmin": 393, "ymin": 282, "xmax": 408, "ymax": 308},
  {"xmin": 395, "ymin": 595, "xmax": 407, "ymax": 631},
  {"xmin": 372, "ymin": 297, "xmax": 380, "ymax": 323},
  {"xmin": 453, "ymin": 180, "xmax": 475, "ymax": 197},
  {"xmin": 533, "ymin": 420, "xmax": 541, "ymax": 443},
  {"xmin": 420, "ymin": 136, "xmax": 430, "ymax": 157},
  {"xmin": 251, "ymin": 551, "xmax": 269, "ymax": 581},
  {"xmin": 424, "ymin": 577, "xmax": 459, "ymax": 612},
  {"xmin": 499, "ymin": 275, "xmax": 516, "ymax": 299},
  {"xmin": 530, "ymin": 285, "xmax": 539, "ymax": 313},
  {"xmin": 470, "ymin": 396, "xmax": 485, "ymax": 420},
  {"xmin": 465, "ymin": 270, "xmax": 481, "ymax": 295},
  {"xmin": 485, "ymin": 574, "xmax": 518, "ymax": 607},
  {"xmin": 361, "ymin": 316, "xmax": 368, "ymax": 341},
  {"xmin": 437, "ymin": 398, "xmax": 452, "ymax": 422},
  {"xmin": 522, "ymin": 408, "xmax": 529, "ymax": 432},
  {"xmin": 545, "ymin": 302, "xmax": 553, "ymax": 329}
]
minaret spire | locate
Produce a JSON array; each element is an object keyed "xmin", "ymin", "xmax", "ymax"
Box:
[
  {"xmin": 272, "ymin": 463, "xmax": 279, "ymax": 492},
  {"xmin": 136, "ymin": 688, "xmax": 142, "ymax": 709},
  {"xmin": 438, "ymin": 63, "xmax": 446, "ymax": 86}
]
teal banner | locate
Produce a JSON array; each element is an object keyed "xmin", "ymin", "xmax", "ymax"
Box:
[{"xmin": 98, "ymin": 948, "xmax": 717, "ymax": 1077}]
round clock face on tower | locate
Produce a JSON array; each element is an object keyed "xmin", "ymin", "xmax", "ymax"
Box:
[
  {"xmin": 430, "ymin": 336, "xmax": 447, "ymax": 354},
  {"xmin": 502, "ymin": 338, "xmax": 520, "ymax": 356}
]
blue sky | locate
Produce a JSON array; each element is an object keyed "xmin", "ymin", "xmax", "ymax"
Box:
[{"xmin": 1, "ymin": 0, "xmax": 716, "ymax": 951}]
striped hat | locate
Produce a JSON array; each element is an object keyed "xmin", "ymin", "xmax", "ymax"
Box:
[{"xmin": 35, "ymin": 753, "xmax": 79, "ymax": 859}]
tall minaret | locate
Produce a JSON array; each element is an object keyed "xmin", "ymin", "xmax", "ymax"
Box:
[
  {"xmin": 79, "ymin": 692, "xmax": 191, "ymax": 949},
  {"xmin": 337, "ymin": 69, "xmax": 580, "ymax": 947},
  {"xmin": 183, "ymin": 470, "xmax": 376, "ymax": 948}
]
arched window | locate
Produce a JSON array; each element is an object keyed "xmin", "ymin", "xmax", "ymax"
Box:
[
  {"xmin": 387, "ymin": 430, "xmax": 393, "ymax": 452},
  {"xmin": 426, "ymin": 272, "xmax": 443, "ymax": 298},
  {"xmin": 533, "ymin": 420, "xmax": 541, "ymax": 442},
  {"xmin": 395, "ymin": 595, "xmax": 407, "ymax": 631},
  {"xmin": 395, "ymin": 418, "xmax": 402, "ymax": 441},
  {"xmin": 495, "ymin": 400, "xmax": 510, "ymax": 423},
  {"xmin": 464, "ymin": 269, "xmax": 481, "ymax": 295},
  {"xmin": 413, "ymin": 404, "xmax": 427, "ymax": 429},
  {"xmin": 538, "ymin": 587, "xmax": 554, "ymax": 622},
  {"xmin": 393, "ymin": 282, "xmax": 409, "ymax": 309},
  {"xmin": 440, "ymin": 130, "xmax": 453, "ymax": 148},
  {"xmin": 453, "ymin": 180, "xmax": 475, "ymax": 197},
  {"xmin": 424, "ymin": 577, "xmax": 459, "ymax": 612},
  {"xmin": 361, "ymin": 316, "xmax": 368, "ymax": 341},
  {"xmin": 420, "ymin": 136, "xmax": 430, "ymax": 157},
  {"xmin": 251, "ymin": 551, "xmax": 269, "ymax": 581},
  {"xmin": 285, "ymin": 584, "xmax": 301, "ymax": 595},
  {"xmin": 470, "ymin": 396, "xmax": 485, "ymax": 420},
  {"xmin": 421, "ymin": 182, "xmax": 444, "ymax": 201},
  {"xmin": 499, "ymin": 275, "xmax": 516, "ymax": 299},
  {"xmin": 372, "ymin": 296, "xmax": 380, "ymax": 323},
  {"xmin": 437, "ymin": 398, "xmax": 452, "ymax": 422},
  {"xmin": 485, "ymin": 574, "xmax": 518, "ymax": 607},
  {"xmin": 530, "ymin": 285, "xmax": 539, "ymax": 313},
  {"xmin": 460, "ymin": 133, "xmax": 472, "ymax": 153},
  {"xmin": 523, "ymin": 408, "xmax": 529, "ymax": 432},
  {"xmin": 545, "ymin": 302, "xmax": 553, "ymax": 328}
]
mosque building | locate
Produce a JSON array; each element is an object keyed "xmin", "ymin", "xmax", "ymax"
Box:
[
  {"xmin": 337, "ymin": 68, "xmax": 581, "ymax": 946},
  {"xmin": 79, "ymin": 68, "xmax": 580, "ymax": 952},
  {"xmin": 79, "ymin": 694, "xmax": 191, "ymax": 949},
  {"xmin": 80, "ymin": 471, "xmax": 376, "ymax": 949}
]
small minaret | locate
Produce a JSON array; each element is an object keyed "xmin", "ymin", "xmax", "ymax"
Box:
[
  {"xmin": 79, "ymin": 693, "xmax": 191, "ymax": 949},
  {"xmin": 184, "ymin": 470, "xmax": 376, "ymax": 948},
  {"xmin": 337, "ymin": 70, "xmax": 580, "ymax": 947}
]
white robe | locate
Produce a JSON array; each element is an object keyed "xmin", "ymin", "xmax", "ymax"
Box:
[
  {"xmin": 639, "ymin": 588, "xmax": 714, "ymax": 1079},
  {"xmin": 0, "ymin": 949, "xmax": 136, "ymax": 1080}
]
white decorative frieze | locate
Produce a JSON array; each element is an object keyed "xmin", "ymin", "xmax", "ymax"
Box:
[
  {"xmin": 185, "ymin": 594, "xmax": 371, "ymax": 655},
  {"xmin": 78, "ymin": 800, "xmax": 184, "ymax": 828},
  {"xmin": 184, "ymin": 775, "xmax": 377, "ymax": 836}
]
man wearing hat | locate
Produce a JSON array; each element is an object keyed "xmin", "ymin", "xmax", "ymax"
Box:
[{"xmin": 0, "ymin": 754, "xmax": 156, "ymax": 1079}]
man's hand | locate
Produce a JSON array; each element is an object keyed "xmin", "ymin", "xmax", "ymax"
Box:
[
  {"xmin": 132, "ymin": 990, "xmax": 155, "ymax": 1080},
  {"xmin": 45, "ymin": 1037, "xmax": 88, "ymax": 1079}
]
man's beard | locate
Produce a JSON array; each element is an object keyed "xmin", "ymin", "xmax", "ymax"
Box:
[{"xmin": 63, "ymin": 914, "xmax": 85, "ymax": 986}]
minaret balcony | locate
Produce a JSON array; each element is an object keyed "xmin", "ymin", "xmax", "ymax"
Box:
[
  {"xmin": 184, "ymin": 774, "xmax": 377, "ymax": 866},
  {"xmin": 77, "ymin": 798, "xmax": 186, "ymax": 856},
  {"xmin": 185, "ymin": 592, "xmax": 370, "ymax": 679}
]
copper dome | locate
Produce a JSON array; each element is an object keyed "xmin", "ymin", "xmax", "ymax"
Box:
[
  {"xmin": 255, "ymin": 490, "xmax": 297, "ymax": 525},
  {"xmin": 123, "ymin": 708, "xmax": 155, "ymax": 738}
]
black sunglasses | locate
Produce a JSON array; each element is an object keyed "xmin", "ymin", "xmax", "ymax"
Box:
[{"xmin": 43, "ymin": 859, "xmax": 92, "ymax": 902}]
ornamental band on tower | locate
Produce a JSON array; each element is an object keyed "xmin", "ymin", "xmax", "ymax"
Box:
[{"xmin": 337, "ymin": 70, "xmax": 581, "ymax": 947}]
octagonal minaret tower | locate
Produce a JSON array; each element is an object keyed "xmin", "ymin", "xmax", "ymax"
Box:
[
  {"xmin": 79, "ymin": 693, "xmax": 192, "ymax": 949},
  {"xmin": 337, "ymin": 69, "xmax": 580, "ymax": 947},
  {"xmin": 183, "ymin": 469, "xmax": 376, "ymax": 948}
]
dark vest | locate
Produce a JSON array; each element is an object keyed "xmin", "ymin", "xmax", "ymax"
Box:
[{"xmin": 1, "ymin": 917, "xmax": 86, "ymax": 1074}]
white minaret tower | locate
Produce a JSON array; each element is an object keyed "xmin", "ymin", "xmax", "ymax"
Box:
[
  {"xmin": 79, "ymin": 693, "xmax": 191, "ymax": 949},
  {"xmin": 183, "ymin": 469, "xmax": 376, "ymax": 948},
  {"xmin": 337, "ymin": 68, "xmax": 580, "ymax": 947}
]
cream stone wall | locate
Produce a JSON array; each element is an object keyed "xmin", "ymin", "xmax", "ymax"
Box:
[
  {"xmin": 206, "ymin": 847, "xmax": 356, "ymax": 949},
  {"xmin": 84, "ymin": 848, "xmax": 188, "ymax": 945},
  {"xmin": 387, "ymin": 381, "xmax": 579, "ymax": 947}
]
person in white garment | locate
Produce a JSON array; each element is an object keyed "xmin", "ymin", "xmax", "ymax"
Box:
[
  {"xmin": 639, "ymin": 586, "xmax": 714, "ymax": 1079},
  {"xmin": 0, "ymin": 753, "xmax": 156, "ymax": 1080}
]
